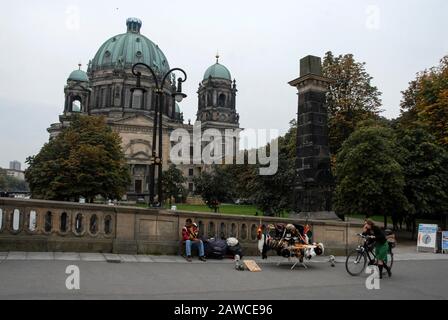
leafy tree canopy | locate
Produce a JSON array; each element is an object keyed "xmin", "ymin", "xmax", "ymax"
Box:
[
  {"xmin": 323, "ymin": 51, "xmax": 383, "ymax": 154},
  {"xmin": 0, "ymin": 168, "xmax": 29, "ymax": 192},
  {"xmin": 399, "ymin": 55, "xmax": 448, "ymax": 146},
  {"xmin": 25, "ymin": 115, "xmax": 131, "ymax": 202},
  {"xmin": 334, "ymin": 122, "xmax": 408, "ymax": 226},
  {"xmin": 396, "ymin": 127, "xmax": 448, "ymax": 218},
  {"xmin": 193, "ymin": 166, "xmax": 234, "ymax": 213},
  {"xmin": 162, "ymin": 164, "xmax": 186, "ymax": 205}
]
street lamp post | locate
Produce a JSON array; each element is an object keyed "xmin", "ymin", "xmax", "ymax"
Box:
[{"xmin": 131, "ymin": 63, "xmax": 187, "ymax": 208}]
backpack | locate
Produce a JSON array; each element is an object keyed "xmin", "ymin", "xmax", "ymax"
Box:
[{"xmin": 205, "ymin": 239, "xmax": 228, "ymax": 259}]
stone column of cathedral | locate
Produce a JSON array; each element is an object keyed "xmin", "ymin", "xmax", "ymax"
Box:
[{"xmin": 289, "ymin": 55, "xmax": 339, "ymax": 220}]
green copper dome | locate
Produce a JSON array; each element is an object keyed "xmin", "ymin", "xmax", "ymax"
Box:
[
  {"xmin": 68, "ymin": 69, "xmax": 89, "ymax": 82},
  {"xmin": 203, "ymin": 57, "xmax": 232, "ymax": 81},
  {"xmin": 91, "ymin": 18, "xmax": 170, "ymax": 74},
  {"xmin": 175, "ymin": 103, "xmax": 181, "ymax": 114}
]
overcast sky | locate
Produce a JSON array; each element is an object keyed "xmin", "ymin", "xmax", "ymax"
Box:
[{"xmin": 0, "ymin": 0, "xmax": 447, "ymax": 169}]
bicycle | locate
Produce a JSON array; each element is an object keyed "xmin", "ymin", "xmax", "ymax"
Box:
[{"xmin": 345, "ymin": 234, "xmax": 394, "ymax": 276}]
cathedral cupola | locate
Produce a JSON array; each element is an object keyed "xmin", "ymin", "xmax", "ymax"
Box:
[
  {"xmin": 197, "ymin": 55, "xmax": 239, "ymax": 127},
  {"xmin": 203, "ymin": 54, "xmax": 232, "ymax": 81},
  {"xmin": 64, "ymin": 64, "xmax": 91, "ymax": 114},
  {"xmin": 126, "ymin": 17, "xmax": 142, "ymax": 34}
]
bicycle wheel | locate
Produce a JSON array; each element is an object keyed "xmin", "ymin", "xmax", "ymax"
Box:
[
  {"xmin": 386, "ymin": 250, "xmax": 394, "ymax": 270},
  {"xmin": 346, "ymin": 250, "xmax": 367, "ymax": 276}
]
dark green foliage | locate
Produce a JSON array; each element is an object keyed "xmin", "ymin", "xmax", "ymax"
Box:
[
  {"xmin": 162, "ymin": 164, "xmax": 187, "ymax": 205},
  {"xmin": 194, "ymin": 166, "xmax": 234, "ymax": 213},
  {"xmin": 334, "ymin": 123, "xmax": 408, "ymax": 226},
  {"xmin": 396, "ymin": 128, "xmax": 448, "ymax": 218},
  {"xmin": 323, "ymin": 51, "xmax": 383, "ymax": 154},
  {"xmin": 25, "ymin": 115, "xmax": 131, "ymax": 202}
]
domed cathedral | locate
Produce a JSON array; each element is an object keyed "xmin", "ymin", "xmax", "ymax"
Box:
[{"xmin": 48, "ymin": 18, "xmax": 240, "ymax": 201}]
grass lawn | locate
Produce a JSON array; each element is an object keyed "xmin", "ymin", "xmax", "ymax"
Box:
[
  {"xmin": 168, "ymin": 204, "xmax": 260, "ymax": 216},
  {"xmin": 345, "ymin": 214, "xmax": 393, "ymax": 224},
  {"xmin": 135, "ymin": 203, "xmax": 289, "ymax": 217},
  {"xmin": 344, "ymin": 214, "xmax": 442, "ymax": 228}
]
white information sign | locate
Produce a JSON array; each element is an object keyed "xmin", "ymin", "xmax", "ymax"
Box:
[{"xmin": 417, "ymin": 224, "xmax": 438, "ymax": 251}]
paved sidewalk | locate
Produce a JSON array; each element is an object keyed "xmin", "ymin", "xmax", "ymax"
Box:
[
  {"xmin": 1, "ymin": 257, "xmax": 447, "ymax": 300},
  {"xmin": 1, "ymin": 245, "xmax": 447, "ymax": 265}
]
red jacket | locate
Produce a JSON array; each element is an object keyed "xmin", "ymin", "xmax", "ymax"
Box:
[{"xmin": 182, "ymin": 224, "xmax": 199, "ymax": 241}]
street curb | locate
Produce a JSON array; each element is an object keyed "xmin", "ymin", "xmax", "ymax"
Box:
[{"xmin": 1, "ymin": 252, "xmax": 448, "ymax": 264}]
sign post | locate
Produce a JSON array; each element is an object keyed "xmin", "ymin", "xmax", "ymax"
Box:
[
  {"xmin": 442, "ymin": 231, "xmax": 448, "ymax": 254},
  {"xmin": 417, "ymin": 224, "xmax": 438, "ymax": 253}
]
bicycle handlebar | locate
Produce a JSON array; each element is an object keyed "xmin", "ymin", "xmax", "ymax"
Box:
[{"xmin": 357, "ymin": 233, "xmax": 374, "ymax": 239}]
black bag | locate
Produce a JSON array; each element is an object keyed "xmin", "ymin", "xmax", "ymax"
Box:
[
  {"xmin": 205, "ymin": 239, "xmax": 228, "ymax": 259},
  {"xmin": 227, "ymin": 243, "xmax": 243, "ymax": 259}
]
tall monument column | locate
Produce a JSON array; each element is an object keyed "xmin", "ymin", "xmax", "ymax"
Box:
[{"xmin": 289, "ymin": 55, "xmax": 338, "ymax": 220}]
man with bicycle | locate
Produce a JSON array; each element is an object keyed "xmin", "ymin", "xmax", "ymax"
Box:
[{"xmin": 363, "ymin": 219, "xmax": 392, "ymax": 279}]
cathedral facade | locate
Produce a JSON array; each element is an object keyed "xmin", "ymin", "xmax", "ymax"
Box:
[{"xmin": 48, "ymin": 18, "xmax": 240, "ymax": 200}]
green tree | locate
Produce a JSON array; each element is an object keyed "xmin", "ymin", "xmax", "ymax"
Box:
[
  {"xmin": 334, "ymin": 123, "xmax": 408, "ymax": 227},
  {"xmin": 25, "ymin": 115, "xmax": 131, "ymax": 202},
  {"xmin": 5, "ymin": 176, "xmax": 29, "ymax": 192},
  {"xmin": 0, "ymin": 169, "xmax": 6, "ymax": 190},
  {"xmin": 396, "ymin": 127, "xmax": 448, "ymax": 228},
  {"xmin": 221, "ymin": 151, "xmax": 259, "ymax": 202},
  {"xmin": 399, "ymin": 55, "xmax": 448, "ymax": 146},
  {"xmin": 194, "ymin": 166, "xmax": 234, "ymax": 213},
  {"xmin": 323, "ymin": 51, "xmax": 383, "ymax": 154},
  {"xmin": 162, "ymin": 164, "xmax": 186, "ymax": 206},
  {"xmin": 0, "ymin": 169, "xmax": 29, "ymax": 192},
  {"xmin": 399, "ymin": 79, "xmax": 420, "ymax": 128},
  {"xmin": 249, "ymin": 156, "xmax": 295, "ymax": 217},
  {"xmin": 248, "ymin": 120, "xmax": 297, "ymax": 216}
]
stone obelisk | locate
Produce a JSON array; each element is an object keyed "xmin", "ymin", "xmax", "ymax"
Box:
[{"xmin": 289, "ymin": 55, "xmax": 338, "ymax": 220}]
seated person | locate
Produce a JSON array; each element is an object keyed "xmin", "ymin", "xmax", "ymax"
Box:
[{"xmin": 182, "ymin": 219, "xmax": 206, "ymax": 262}]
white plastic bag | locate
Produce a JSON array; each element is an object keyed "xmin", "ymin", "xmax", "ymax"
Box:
[{"xmin": 226, "ymin": 237, "xmax": 239, "ymax": 247}]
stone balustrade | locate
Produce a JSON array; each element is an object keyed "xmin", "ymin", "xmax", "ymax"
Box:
[{"xmin": 0, "ymin": 198, "xmax": 363, "ymax": 256}]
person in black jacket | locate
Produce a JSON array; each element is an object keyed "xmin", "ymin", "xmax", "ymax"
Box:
[{"xmin": 363, "ymin": 219, "xmax": 392, "ymax": 279}]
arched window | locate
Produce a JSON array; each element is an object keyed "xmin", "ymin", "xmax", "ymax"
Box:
[
  {"xmin": 60, "ymin": 212, "xmax": 68, "ymax": 233},
  {"xmin": 208, "ymin": 222, "xmax": 215, "ymax": 238},
  {"xmin": 103, "ymin": 50, "xmax": 112, "ymax": 65},
  {"xmin": 29, "ymin": 211, "xmax": 37, "ymax": 232},
  {"xmin": 241, "ymin": 224, "xmax": 248, "ymax": 240},
  {"xmin": 251, "ymin": 224, "xmax": 258, "ymax": 241},
  {"xmin": 135, "ymin": 51, "xmax": 143, "ymax": 62},
  {"xmin": 72, "ymin": 99, "xmax": 81, "ymax": 112},
  {"xmin": 12, "ymin": 209, "xmax": 20, "ymax": 231},
  {"xmin": 104, "ymin": 215, "xmax": 113, "ymax": 235},
  {"xmin": 132, "ymin": 90, "xmax": 143, "ymax": 109},
  {"xmin": 95, "ymin": 90, "xmax": 100, "ymax": 108},
  {"xmin": 145, "ymin": 91, "xmax": 151, "ymax": 110},
  {"xmin": 220, "ymin": 223, "xmax": 226, "ymax": 239},
  {"xmin": 231, "ymin": 223, "xmax": 237, "ymax": 237},
  {"xmin": 218, "ymin": 94, "xmax": 226, "ymax": 107},
  {"xmin": 101, "ymin": 88, "xmax": 106, "ymax": 108},
  {"xmin": 44, "ymin": 211, "xmax": 52, "ymax": 233},
  {"xmin": 124, "ymin": 89, "xmax": 131, "ymax": 108},
  {"xmin": 75, "ymin": 214, "xmax": 83, "ymax": 234},
  {"xmin": 198, "ymin": 221, "xmax": 204, "ymax": 237},
  {"xmin": 90, "ymin": 215, "xmax": 98, "ymax": 235}
]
